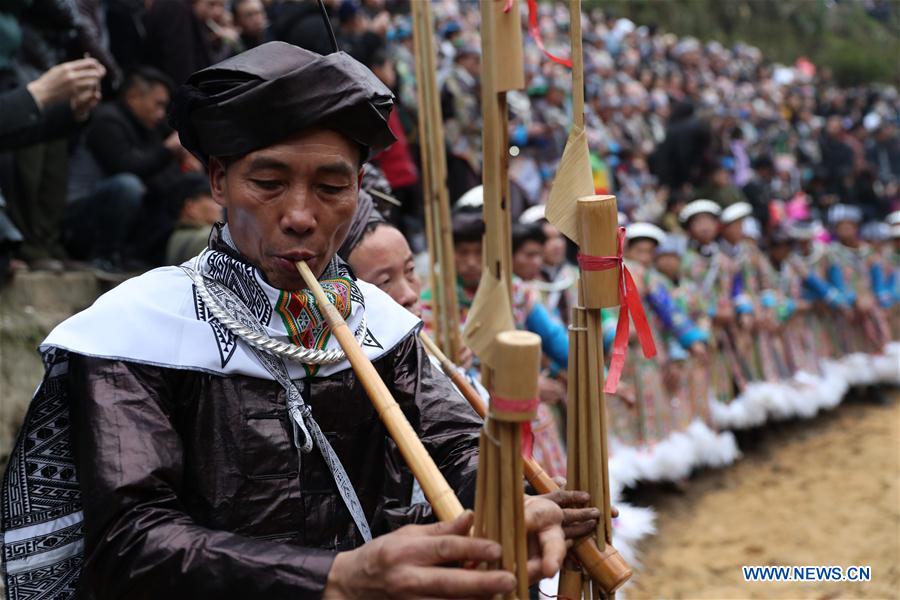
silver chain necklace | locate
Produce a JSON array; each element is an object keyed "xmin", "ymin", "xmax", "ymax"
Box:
[{"xmin": 186, "ymin": 251, "xmax": 367, "ymax": 365}]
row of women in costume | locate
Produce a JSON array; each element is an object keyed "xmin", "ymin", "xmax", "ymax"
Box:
[{"xmin": 577, "ymin": 200, "xmax": 899, "ymax": 489}]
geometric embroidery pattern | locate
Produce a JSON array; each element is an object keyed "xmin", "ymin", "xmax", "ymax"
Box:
[
  {"xmin": 1, "ymin": 350, "xmax": 84, "ymax": 599},
  {"xmin": 275, "ymin": 258, "xmax": 363, "ymax": 376}
]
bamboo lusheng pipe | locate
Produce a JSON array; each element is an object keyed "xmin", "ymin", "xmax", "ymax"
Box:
[
  {"xmin": 419, "ymin": 331, "xmax": 632, "ymax": 593},
  {"xmin": 295, "ymin": 261, "xmax": 464, "ymax": 522},
  {"xmin": 411, "ymin": 0, "xmax": 461, "ymax": 359},
  {"xmin": 491, "ymin": 330, "xmax": 540, "ymax": 600}
]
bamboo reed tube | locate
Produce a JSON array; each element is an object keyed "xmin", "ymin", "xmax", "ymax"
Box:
[
  {"xmin": 558, "ymin": 567, "xmax": 583, "ymax": 600},
  {"xmin": 575, "ymin": 309, "xmax": 591, "ymax": 504},
  {"xmin": 565, "ymin": 308, "xmax": 580, "ymax": 490},
  {"xmin": 585, "ymin": 314, "xmax": 606, "ymax": 543},
  {"xmin": 484, "ymin": 422, "xmax": 500, "ymax": 569},
  {"xmin": 569, "ymin": 0, "xmax": 585, "ymax": 129},
  {"xmin": 499, "ymin": 424, "xmax": 517, "ymax": 600},
  {"xmin": 411, "ymin": 1, "xmax": 443, "ymax": 350},
  {"xmin": 576, "ymin": 196, "xmax": 621, "ymax": 309},
  {"xmin": 492, "ymin": 330, "xmax": 540, "ymax": 599},
  {"xmin": 419, "ymin": 330, "xmax": 631, "ymax": 592},
  {"xmin": 296, "ymin": 261, "xmax": 464, "ymax": 522},
  {"xmin": 592, "ymin": 316, "xmax": 614, "ymax": 546},
  {"xmin": 474, "ymin": 430, "xmax": 488, "ymax": 539},
  {"xmin": 512, "ymin": 438, "xmax": 529, "ymax": 600}
]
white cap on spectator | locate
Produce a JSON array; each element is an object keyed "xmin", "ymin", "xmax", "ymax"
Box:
[
  {"xmin": 886, "ymin": 210, "xmax": 900, "ymax": 226},
  {"xmin": 891, "ymin": 224, "xmax": 900, "ymax": 239},
  {"xmin": 456, "ymin": 185, "xmax": 484, "ymax": 210},
  {"xmin": 827, "ymin": 203, "xmax": 862, "ymax": 226},
  {"xmin": 519, "ymin": 204, "xmax": 546, "ymax": 225},
  {"xmin": 678, "ymin": 199, "xmax": 721, "ymax": 224},
  {"xmin": 625, "ymin": 222, "xmax": 666, "ymax": 245},
  {"xmin": 860, "ymin": 221, "xmax": 891, "ymax": 242},
  {"xmin": 863, "ymin": 112, "xmax": 882, "ymax": 132},
  {"xmin": 721, "ymin": 201, "xmax": 753, "ymax": 225}
]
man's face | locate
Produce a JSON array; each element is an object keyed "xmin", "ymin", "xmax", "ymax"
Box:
[
  {"xmin": 126, "ymin": 83, "xmax": 170, "ymax": 130},
  {"xmin": 655, "ymin": 253, "xmax": 680, "ymax": 281},
  {"xmin": 769, "ymin": 242, "xmax": 790, "ymax": 263},
  {"xmin": 834, "ymin": 221, "xmax": 858, "ymax": 245},
  {"xmin": 458, "ymin": 54, "xmax": 480, "ymax": 78},
  {"xmin": 209, "ymin": 128, "xmax": 360, "ymax": 290},
  {"xmin": 454, "ymin": 240, "xmax": 483, "ymax": 289},
  {"xmin": 349, "ymin": 225, "xmax": 422, "ymax": 317},
  {"xmin": 513, "ymin": 240, "xmax": 543, "ymax": 282},
  {"xmin": 721, "ymin": 219, "xmax": 744, "ymax": 244},
  {"xmin": 182, "ymin": 193, "xmax": 223, "ymax": 225},
  {"xmin": 542, "ymin": 222, "xmax": 566, "ymax": 266},
  {"xmin": 624, "ymin": 238, "xmax": 656, "ymax": 268},
  {"xmin": 235, "ymin": 0, "xmax": 267, "ymax": 37},
  {"xmin": 688, "ymin": 213, "xmax": 719, "ymax": 245}
]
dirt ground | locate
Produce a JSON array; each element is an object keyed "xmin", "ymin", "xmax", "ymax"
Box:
[{"xmin": 626, "ymin": 394, "xmax": 900, "ymax": 600}]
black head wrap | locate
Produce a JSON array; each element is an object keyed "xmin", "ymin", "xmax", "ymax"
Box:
[
  {"xmin": 170, "ymin": 41, "xmax": 396, "ymax": 166},
  {"xmin": 336, "ymin": 189, "xmax": 386, "ymax": 261}
]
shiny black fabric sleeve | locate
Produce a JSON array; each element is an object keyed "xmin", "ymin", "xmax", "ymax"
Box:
[
  {"xmin": 387, "ymin": 333, "xmax": 482, "ymax": 513},
  {"xmin": 68, "ymin": 354, "xmax": 336, "ymax": 600}
]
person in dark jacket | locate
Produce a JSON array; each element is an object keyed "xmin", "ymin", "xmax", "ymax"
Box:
[
  {"xmin": 0, "ymin": 42, "xmax": 566, "ymax": 600},
  {"xmin": 142, "ymin": 0, "xmax": 214, "ymax": 84},
  {"xmin": 65, "ymin": 66, "xmax": 188, "ymax": 268}
]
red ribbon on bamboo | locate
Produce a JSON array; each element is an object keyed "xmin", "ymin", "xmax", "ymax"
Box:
[
  {"xmin": 489, "ymin": 395, "xmax": 538, "ymax": 458},
  {"xmin": 577, "ymin": 226, "xmax": 657, "ymax": 394},
  {"xmin": 525, "ymin": 0, "xmax": 573, "ymax": 68}
]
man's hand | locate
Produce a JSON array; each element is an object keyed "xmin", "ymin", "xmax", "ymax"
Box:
[
  {"xmin": 27, "ymin": 58, "xmax": 105, "ymax": 109},
  {"xmin": 541, "ymin": 485, "xmax": 600, "ymax": 541},
  {"xmin": 545, "ymin": 477, "xmax": 618, "ymax": 542},
  {"xmin": 523, "ymin": 495, "xmax": 566, "ymax": 581},
  {"xmin": 69, "ymin": 86, "xmax": 101, "ymax": 122},
  {"xmin": 324, "ymin": 511, "xmax": 516, "ymax": 599}
]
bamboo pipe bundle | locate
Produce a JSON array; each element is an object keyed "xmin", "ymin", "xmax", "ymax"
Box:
[
  {"xmin": 473, "ymin": 331, "xmax": 540, "ymax": 600},
  {"xmin": 411, "ymin": 0, "xmax": 461, "ymax": 360},
  {"xmin": 295, "ymin": 261, "xmax": 464, "ymax": 522},
  {"xmin": 562, "ymin": 196, "xmax": 631, "ymax": 599},
  {"xmin": 419, "ymin": 331, "xmax": 630, "ymax": 592}
]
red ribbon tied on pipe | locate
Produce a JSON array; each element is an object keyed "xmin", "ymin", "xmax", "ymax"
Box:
[
  {"xmin": 490, "ymin": 394, "xmax": 538, "ymax": 458},
  {"xmin": 577, "ymin": 227, "xmax": 657, "ymax": 394},
  {"xmin": 526, "ymin": 0, "xmax": 573, "ymax": 68}
]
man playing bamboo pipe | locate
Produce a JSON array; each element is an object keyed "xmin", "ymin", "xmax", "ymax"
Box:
[{"xmin": 0, "ymin": 42, "xmax": 566, "ymax": 599}]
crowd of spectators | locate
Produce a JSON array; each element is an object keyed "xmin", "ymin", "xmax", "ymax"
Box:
[{"xmin": 0, "ymin": 0, "xmax": 898, "ymax": 284}]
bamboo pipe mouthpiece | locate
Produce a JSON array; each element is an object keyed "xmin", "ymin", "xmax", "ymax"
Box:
[
  {"xmin": 490, "ymin": 330, "xmax": 541, "ymax": 422},
  {"xmin": 576, "ymin": 195, "xmax": 621, "ymax": 309},
  {"xmin": 572, "ymin": 537, "xmax": 633, "ymax": 593}
]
